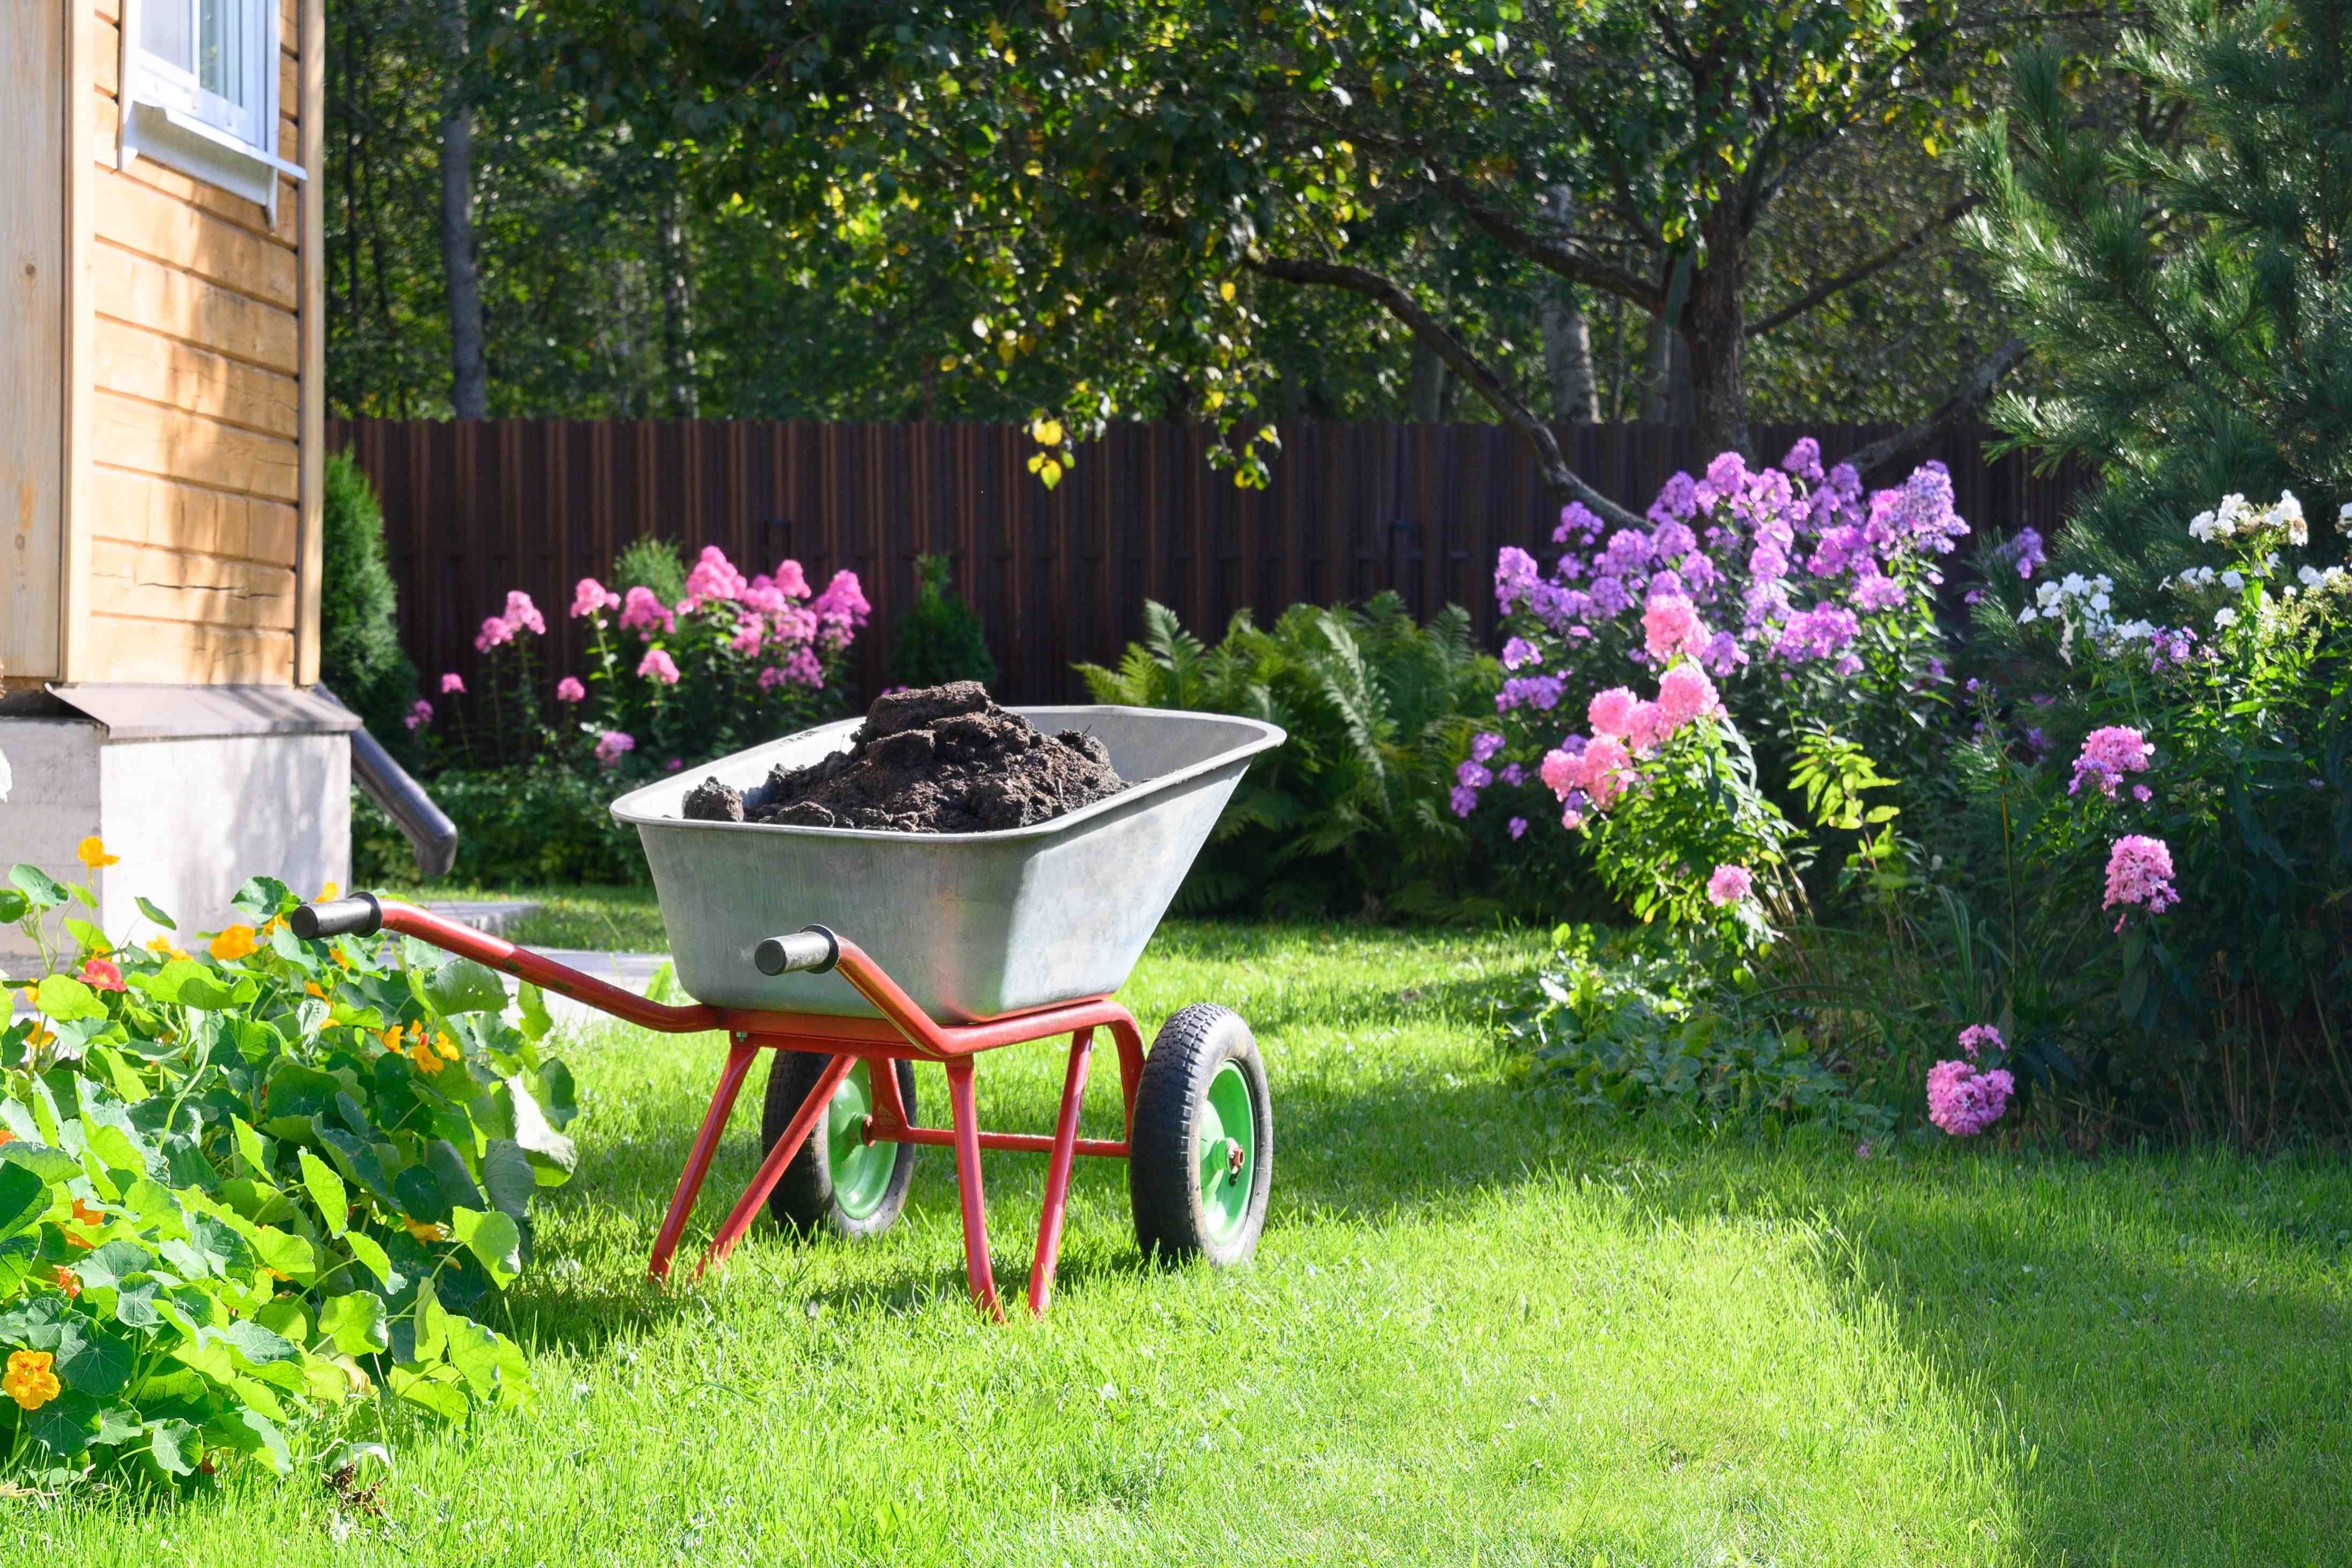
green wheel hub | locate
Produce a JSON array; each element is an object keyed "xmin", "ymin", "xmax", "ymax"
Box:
[
  {"xmin": 1196, "ymin": 1059, "xmax": 1258, "ymax": 1246},
  {"xmin": 825, "ymin": 1062, "xmax": 895, "ymax": 1221}
]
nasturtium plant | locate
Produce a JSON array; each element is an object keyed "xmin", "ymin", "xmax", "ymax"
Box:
[{"xmin": 0, "ymin": 861, "xmax": 576, "ymax": 1487}]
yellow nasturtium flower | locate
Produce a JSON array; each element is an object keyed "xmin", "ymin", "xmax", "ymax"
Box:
[
  {"xmin": 4, "ymin": 1350, "xmax": 60, "ymax": 1412},
  {"xmin": 76, "ymin": 837, "xmax": 119, "ymax": 872},
  {"xmin": 147, "ymin": 933, "xmax": 190, "ymax": 962},
  {"xmin": 208, "ymin": 924, "xmax": 259, "ymax": 963},
  {"xmin": 318, "ymin": 881, "xmax": 340, "ymax": 901},
  {"xmin": 402, "ymin": 1218, "xmax": 449, "ymax": 1244}
]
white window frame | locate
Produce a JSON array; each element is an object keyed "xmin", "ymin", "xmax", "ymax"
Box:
[{"xmin": 117, "ymin": 0, "xmax": 307, "ymax": 220}]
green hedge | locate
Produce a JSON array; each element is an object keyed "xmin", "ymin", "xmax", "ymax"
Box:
[{"xmin": 355, "ymin": 769, "xmax": 649, "ymax": 889}]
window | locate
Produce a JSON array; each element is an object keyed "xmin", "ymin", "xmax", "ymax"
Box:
[{"xmin": 119, "ymin": 0, "xmax": 306, "ymax": 214}]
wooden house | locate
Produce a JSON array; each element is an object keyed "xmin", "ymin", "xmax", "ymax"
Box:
[{"xmin": 2, "ymin": 0, "xmax": 349, "ymax": 961}]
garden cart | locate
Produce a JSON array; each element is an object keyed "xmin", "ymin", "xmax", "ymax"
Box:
[{"xmin": 290, "ymin": 707, "xmax": 1284, "ymax": 1320}]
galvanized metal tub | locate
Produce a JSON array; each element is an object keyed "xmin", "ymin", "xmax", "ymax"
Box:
[{"xmin": 609, "ymin": 706, "xmax": 1284, "ymax": 1021}]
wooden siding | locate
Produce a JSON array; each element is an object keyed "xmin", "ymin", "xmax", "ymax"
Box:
[
  {"xmin": 2, "ymin": 4, "xmax": 69, "ymax": 683},
  {"xmin": 81, "ymin": 0, "xmax": 317, "ymax": 684}
]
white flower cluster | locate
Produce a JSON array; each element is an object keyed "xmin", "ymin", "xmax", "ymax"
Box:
[
  {"xmin": 2189, "ymin": 490, "xmax": 2308, "ymax": 546},
  {"xmin": 2017, "ymin": 570, "xmax": 2113, "ymax": 628},
  {"xmin": 2296, "ymin": 562, "xmax": 2348, "ymax": 590},
  {"xmin": 2340, "ymin": 500, "xmax": 2352, "ymax": 537}
]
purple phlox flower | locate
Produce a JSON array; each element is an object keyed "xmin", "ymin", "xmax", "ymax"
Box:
[
  {"xmin": 1456, "ymin": 760, "xmax": 1493, "ymax": 791},
  {"xmin": 405, "ymin": 699, "xmax": 433, "ymax": 731},
  {"xmin": 593, "ymin": 730, "xmax": 635, "ymax": 766},
  {"xmin": 1650, "ymin": 520, "xmax": 1697, "ymax": 561},
  {"xmin": 1601, "ymin": 529, "xmax": 1654, "ymax": 576},
  {"xmin": 1697, "ymin": 451, "xmax": 1749, "ymax": 507},
  {"xmin": 1648, "ymin": 471, "xmax": 1699, "ymax": 524},
  {"xmin": 1501, "ymin": 637, "xmax": 1540, "ymax": 671},
  {"xmin": 1771, "ymin": 603, "xmax": 1861, "ymax": 663},
  {"xmin": 1586, "ymin": 575, "xmax": 1633, "ymax": 618},
  {"xmin": 2000, "ymin": 527, "xmax": 2047, "ymax": 580},
  {"xmin": 1851, "ymin": 569, "xmax": 1908, "ymax": 612},
  {"xmin": 1495, "ymin": 546, "xmax": 1541, "ymax": 608},
  {"xmin": 1833, "ymin": 652, "xmax": 1864, "ymax": 677},
  {"xmin": 1498, "ymin": 763, "xmax": 1524, "ymax": 786},
  {"xmin": 1470, "ymin": 731, "xmax": 1505, "ymax": 764},
  {"xmin": 1449, "ymin": 785, "xmax": 1480, "ymax": 818},
  {"xmin": 1507, "ymin": 816, "xmax": 1529, "ymax": 840},
  {"xmin": 1497, "ymin": 675, "xmax": 1565, "ymax": 712},
  {"xmin": 1554, "ymin": 502, "xmax": 1603, "ymax": 544},
  {"xmin": 1782, "ymin": 436, "xmax": 1824, "ymax": 483},
  {"xmin": 1808, "ymin": 524, "xmax": 1868, "ymax": 579},
  {"xmin": 1963, "ymin": 587, "xmax": 1985, "ymax": 606},
  {"xmin": 1701, "ymin": 630, "xmax": 1748, "ymax": 677}
]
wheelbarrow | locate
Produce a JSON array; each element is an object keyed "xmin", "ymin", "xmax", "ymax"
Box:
[{"xmin": 290, "ymin": 706, "xmax": 1285, "ymax": 1320}]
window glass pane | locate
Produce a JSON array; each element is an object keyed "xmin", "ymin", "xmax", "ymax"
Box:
[
  {"xmin": 198, "ymin": 0, "xmax": 246, "ymax": 106},
  {"xmin": 142, "ymin": 0, "xmax": 194, "ymax": 72}
]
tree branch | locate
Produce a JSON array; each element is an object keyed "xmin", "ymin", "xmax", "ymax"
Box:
[
  {"xmin": 1430, "ymin": 173, "xmax": 1667, "ymax": 310},
  {"xmin": 1746, "ymin": 196, "xmax": 1983, "ymax": 338},
  {"xmin": 1841, "ymin": 337, "xmax": 2032, "ymax": 481},
  {"xmin": 1246, "ymin": 250, "xmax": 1648, "ymax": 529}
]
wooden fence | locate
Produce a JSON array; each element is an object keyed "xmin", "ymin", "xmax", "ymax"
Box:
[{"xmin": 328, "ymin": 418, "xmax": 2090, "ymax": 706}]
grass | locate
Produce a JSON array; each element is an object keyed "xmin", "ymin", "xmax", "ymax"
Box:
[
  {"xmin": 376, "ymin": 881, "xmax": 668, "ymax": 953},
  {"xmin": 10, "ymin": 923, "xmax": 2350, "ymax": 1565}
]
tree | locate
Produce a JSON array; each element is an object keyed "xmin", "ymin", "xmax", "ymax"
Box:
[
  {"xmin": 1968, "ymin": 0, "xmax": 2352, "ymax": 606},
  {"xmin": 548, "ymin": 0, "xmax": 2053, "ymax": 519},
  {"xmin": 319, "ymin": 454, "xmax": 421, "ymax": 749}
]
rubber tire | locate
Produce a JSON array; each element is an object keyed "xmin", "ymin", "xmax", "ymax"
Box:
[
  {"xmin": 1129, "ymin": 1004, "xmax": 1273, "ymax": 1267},
  {"xmin": 760, "ymin": 1052, "xmax": 919, "ymax": 1239}
]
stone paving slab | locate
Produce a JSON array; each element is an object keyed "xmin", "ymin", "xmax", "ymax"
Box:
[{"xmin": 421, "ymin": 900, "xmax": 542, "ymax": 935}]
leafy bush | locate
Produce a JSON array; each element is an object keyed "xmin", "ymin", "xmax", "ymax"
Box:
[
  {"xmin": 612, "ymin": 535, "xmax": 688, "ymax": 608},
  {"xmin": 320, "ymin": 454, "xmax": 420, "ymax": 756},
  {"xmin": 355, "ymin": 768, "xmax": 647, "ymax": 888},
  {"xmin": 0, "ymin": 857, "xmax": 574, "ymax": 1485},
  {"xmin": 889, "ymin": 554, "xmax": 997, "ymax": 689},
  {"xmin": 1500, "ymin": 925, "xmax": 1891, "ymax": 1139},
  {"xmin": 1077, "ymin": 594, "xmax": 1502, "ymax": 917}
]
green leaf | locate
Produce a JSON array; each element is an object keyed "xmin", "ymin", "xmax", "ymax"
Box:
[
  {"xmin": 146, "ymin": 1416, "xmax": 198, "ymax": 1475},
  {"xmin": 387, "ymin": 1362, "xmax": 470, "ymax": 1422},
  {"xmin": 0, "ymin": 1162, "xmax": 47, "ymax": 1239},
  {"xmin": 320, "ymin": 1290, "xmax": 390, "ymax": 1356},
  {"xmin": 205, "ymin": 1406, "xmax": 292, "ymax": 1473},
  {"xmin": 481, "ymin": 1138, "xmax": 535, "ymax": 1223},
  {"xmin": 57, "ymin": 1323, "xmax": 136, "ymax": 1397},
  {"xmin": 425, "ymin": 1139, "xmax": 485, "ymax": 1213},
  {"xmin": 423, "ymin": 956, "xmax": 509, "ymax": 1015},
  {"xmin": 231, "ymin": 1115, "xmax": 270, "ymax": 1180},
  {"xmin": 113, "ymin": 1277, "xmax": 161, "ymax": 1330},
  {"xmin": 24, "ymin": 1391, "xmax": 98, "ymax": 1456},
  {"xmin": 0, "ymin": 1234, "xmax": 39, "ymax": 1296},
  {"xmin": 91, "ymin": 1404, "xmax": 143, "ymax": 1446},
  {"xmin": 0, "ymin": 1139, "xmax": 74, "ymax": 1183},
  {"xmin": 9, "ymin": 865, "xmax": 68, "ymax": 913},
  {"xmin": 247, "ymin": 1226, "xmax": 316, "ymax": 1281},
  {"xmin": 0, "ymin": 889, "xmax": 25, "ymax": 924},
  {"xmin": 496, "ymin": 1076, "xmax": 577, "ymax": 1184},
  {"xmin": 298, "ymin": 1148, "xmax": 348, "ymax": 1236},
  {"xmin": 34, "ymin": 974, "xmax": 107, "ymax": 1023},
  {"xmin": 231, "ymin": 875, "xmax": 294, "ymax": 922},
  {"xmin": 451, "ymin": 1207, "xmax": 522, "ymax": 1289},
  {"xmin": 516, "ymin": 983, "xmax": 553, "ymax": 1043},
  {"xmin": 263, "ymin": 1060, "xmax": 348, "ymax": 1123},
  {"xmin": 73, "ymin": 1238, "xmax": 154, "ymax": 1289},
  {"xmin": 135, "ymin": 958, "xmax": 236, "ymax": 1012},
  {"xmin": 219, "ymin": 1319, "xmax": 299, "ymax": 1370},
  {"xmin": 411, "ymin": 1276, "xmax": 449, "ymax": 1363},
  {"xmin": 533, "ymin": 1059, "xmax": 579, "ymax": 1129},
  {"xmin": 135, "ymin": 896, "xmax": 177, "ymax": 932},
  {"xmin": 343, "ymin": 1230, "xmax": 395, "ymax": 1290}
]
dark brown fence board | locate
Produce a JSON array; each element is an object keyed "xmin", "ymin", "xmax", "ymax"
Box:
[{"xmin": 329, "ymin": 418, "xmax": 2091, "ymax": 710}]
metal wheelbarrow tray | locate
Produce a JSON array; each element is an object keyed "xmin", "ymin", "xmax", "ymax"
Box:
[{"xmin": 290, "ymin": 705, "xmax": 1283, "ymax": 1320}]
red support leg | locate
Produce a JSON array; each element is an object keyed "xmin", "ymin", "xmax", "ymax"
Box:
[
  {"xmin": 1027, "ymin": 1029, "xmax": 1095, "ymax": 1317},
  {"xmin": 695, "ymin": 1051, "xmax": 854, "ymax": 1279},
  {"xmin": 945, "ymin": 1060, "xmax": 1004, "ymax": 1320},
  {"xmin": 1109, "ymin": 1016, "xmax": 1147, "ymax": 1138},
  {"xmin": 649, "ymin": 1041, "xmax": 760, "ymax": 1282}
]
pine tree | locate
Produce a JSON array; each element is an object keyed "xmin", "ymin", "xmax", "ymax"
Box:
[
  {"xmin": 888, "ymin": 555, "xmax": 997, "ymax": 691},
  {"xmin": 320, "ymin": 452, "xmax": 421, "ymax": 748},
  {"xmin": 1968, "ymin": 0, "xmax": 2352, "ymax": 616}
]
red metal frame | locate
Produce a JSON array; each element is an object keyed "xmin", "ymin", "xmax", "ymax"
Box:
[{"xmin": 369, "ymin": 901, "xmax": 1145, "ymax": 1319}]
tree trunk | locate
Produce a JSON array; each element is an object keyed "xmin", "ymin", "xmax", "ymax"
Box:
[
  {"xmin": 1406, "ymin": 340, "xmax": 1448, "ymax": 422},
  {"xmin": 1542, "ymin": 294, "xmax": 1599, "ymax": 423},
  {"xmin": 1638, "ymin": 311, "xmax": 1672, "ymax": 422},
  {"xmin": 1678, "ymin": 210, "xmax": 1749, "ymax": 455},
  {"xmin": 437, "ymin": 0, "xmax": 487, "ymax": 420},
  {"xmin": 660, "ymin": 185, "xmax": 698, "ymax": 417}
]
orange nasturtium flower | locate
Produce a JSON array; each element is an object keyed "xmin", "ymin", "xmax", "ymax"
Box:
[
  {"xmin": 208, "ymin": 924, "xmax": 259, "ymax": 963},
  {"xmin": 70, "ymin": 1198, "xmax": 105, "ymax": 1227},
  {"xmin": 303, "ymin": 982, "xmax": 327, "ymax": 1000},
  {"xmin": 402, "ymin": 1217, "xmax": 449, "ymax": 1244},
  {"xmin": 3, "ymin": 1351, "xmax": 60, "ymax": 1413},
  {"xmin": 76, "ymin": 836, "xmax": 119, "ymax": 872},
  {"xmin": 51, "ymin": 1267, "xmax": 79, "ymax": 1299},
  {"xmin": 409, "ymin": 1030, "xmax": 449, "ymax": 1076}
]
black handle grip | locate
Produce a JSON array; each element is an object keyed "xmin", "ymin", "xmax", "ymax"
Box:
[
  {"xmin": 754, "ymin": 925, "xmax": 839, "ymax": 976},
  {"xmin": 290, "ymin": 893, "xmax": 383, "ymax": 941}
]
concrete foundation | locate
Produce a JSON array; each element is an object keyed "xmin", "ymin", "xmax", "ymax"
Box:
[{"xmin": 0, "ymin": 686, "xmax": 354, "ymax": 969}]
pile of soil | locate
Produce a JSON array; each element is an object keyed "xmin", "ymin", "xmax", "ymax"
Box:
[{"xmin": 679, "ymin": 681, "xmax": 1130, "ymax": 833}]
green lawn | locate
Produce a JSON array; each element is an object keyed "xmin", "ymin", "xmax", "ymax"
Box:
[
  {"xmin": 376, "ymin": 881, "xmax": 669, "ymax": 953},
  {"xmin": 11, "ymin": 924, "xmax": 2350, "ymax": 1564}
]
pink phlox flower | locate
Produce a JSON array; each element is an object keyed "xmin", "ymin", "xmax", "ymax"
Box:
[
  {"xmin": 730, "ymin": 616, "xmax": 766, "ymax": 655},
  {"xmin": 571, "ymin": 577, "xmax": 622, "ymax": 618},
  {"xmin": 1850, "ymin": 569, "xmax": 1907, "ymax": 612},
  {"xmin": 1656, "ymin": 662, "xmax": 1722, "ymax": 729},
  {"xmin": 619, "ymin": 585, "xmax": 676, "ymax": 635},
  {"xmin": 1705, "ymin": 864, "xmax": 1754, "ymax": 907},
  {"xmin": 769, "ymin": 559, "xmax": 812, "ymax": 599},
  {"xmin": 1956, "ymin": 1024, "xmax": 2004, "ymax": 1060},
  {"xmin": 810, "ymin": 571, "xmax": 871, "ymax": 648},
  {"xmin": 782, "ymin": 646, "xmax": 824, "ymax": 687},
  {"xmin": 1588, "ymin": 687, "xmax": 1638, "ymax": 739},
  {"xmin": 555, "ymin": 677, "xmax": 587, "ymax": 703},
  {"xmin": 502, "ymin": 591, "xmax": 547, "ymax": 636},
  {"xmin": 637, "ymin": 648, "xmax": 682, "ymax": 685},
  {"xmin": 440, "ymin": 672, "xmax": 466, "ymax": 695},
  {"xmin": 756, "ymin": 665, "xmax": 788, "ymax": 692},
  {"xmin": 592, "ymin": 730, "xmax": 635, "ymax": 766},
  {"xmin": 2071, "ymin": 726, "xmax": 2154, "ymax": 799},
  {"xmin": 473, "ymin": 615, "xmax": 515, "ymax": 653},
  {"xmin": 1623, "ymin": 700, "xmax": 1669, "ymax": 756},
  {"xmin": 1581, "ymin": 737, "xmax": 1633, "ymax": 807},
  {"xmin": 1926, "ymin": 1059, "xmax": 2015, "ymax": 1136},
  {"xmin": 2103, "ymin": 835, "xmax": 2178, "ymax": 926},
  {"xmin": 1641, "ymin": 595, "xmax": 1708, "ymax": 661},
  {"xmin": 684, "ymin": 546, "xmax": 748, "ymax": 605}
]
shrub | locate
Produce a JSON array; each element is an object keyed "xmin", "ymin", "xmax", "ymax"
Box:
[
  {"xmin": 319, "ymin": 454, "xmax": 420, "ymax": 755},
  {"xmin": 1077, "ymin": 594, "xmax": 1504, "ymax": 917},
  {"xmin": 1500, "ymin": 925, "xmax": 1891, "ymax": 1138},
  {"xmin": 355, "ymin": 767, "xmax": 648, "ymax": 888},
  {"xmin": 889, "ymin": 554, "xmax": 997, "ymax": 689},
  {"xmin": 612, "ymin": 535, "xmax": 689, "ymax": 608},
  {"xmin": 0, "ymin": 856, "xmax": 574, "ymax": 1485}
]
